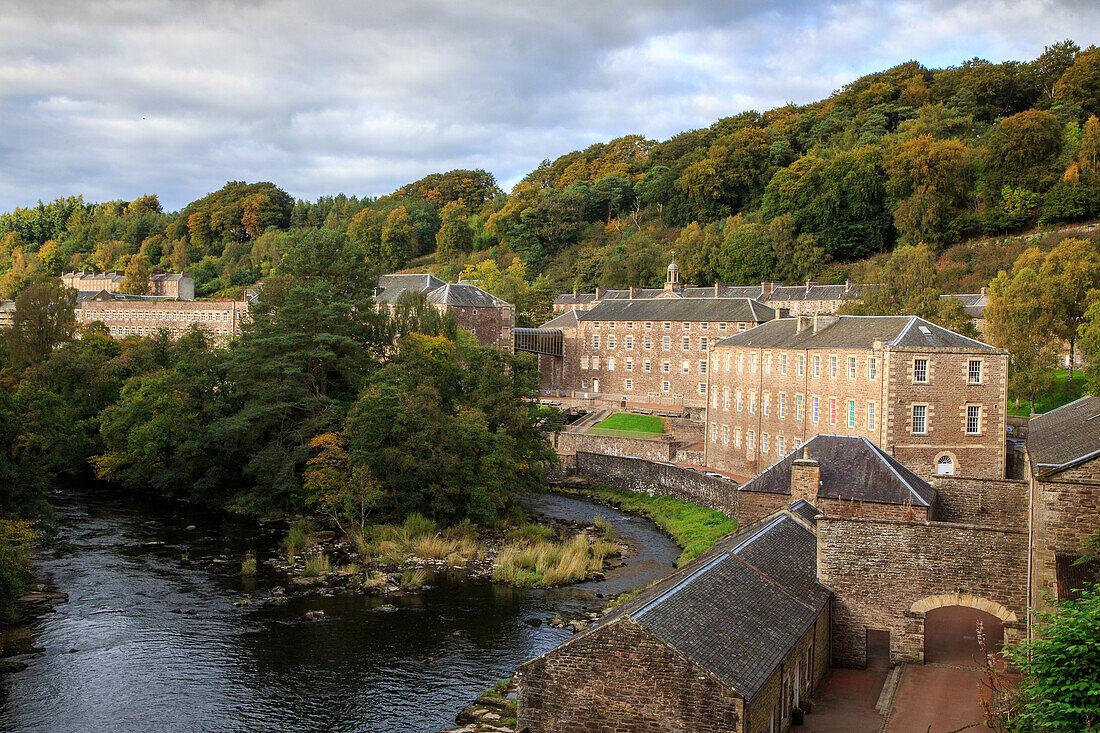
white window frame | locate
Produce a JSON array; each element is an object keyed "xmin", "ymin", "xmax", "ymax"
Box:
[{"xmin": 912, "ymin": 404, "xmax": 927, "ymax": 434}]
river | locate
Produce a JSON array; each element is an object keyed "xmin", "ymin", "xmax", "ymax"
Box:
[{"xmin": 0, "ymin": 487, "xmax": 679, "ymax": 732}]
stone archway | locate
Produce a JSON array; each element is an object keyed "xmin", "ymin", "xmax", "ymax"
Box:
[
  {"xmin": 909, "ymin": 593, "xmax": 1018, "ymax": 624},
  {"xmin": 910, "ymin": 594, "xmax": 1016, "ymax": 666}
]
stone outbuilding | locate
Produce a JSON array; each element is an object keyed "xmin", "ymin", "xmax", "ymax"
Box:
[{"xmin": 516, "ymin": 508, "xmax": 830, "ymax": 733}]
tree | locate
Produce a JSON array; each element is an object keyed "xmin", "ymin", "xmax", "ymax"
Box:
[
  {"xmin": 718, "ymin": 217, "xmax": 775, "ymax": 283},
  {"xmin": 303, "ymin": 432, "xmax": 382, "ymax": 535},
  {"xmin": 985, "ymin": 109, "xmax": 1063, "ymax": 190},
  {"xmin": 121, "ymin": 254, "xmax": 151, "ymax": 295},
  {"xmin": 1054, "ymin": 46, "xmax": 1100, "ymax": 117},
  {"xmin": 435, "ymin": 200, "xmax": 473, "ymax": 260},
  {"xmin": 1038, "ymin": 238, "xmax": 1100, "ymax": 387},
  {"xmin": 1029, "ymin": 40, "xmax": 1080, "ymax": 99},
  {"xmin": 885, "ymin": 135, "xmax": 973, "ymax": 249},
  {"xmin": 380, "ymin": 206, "xmax": 415, "ymax": 270},
  {"xmin": 4, "ymin": 282, "xmax": 77, "ymax": 367}
]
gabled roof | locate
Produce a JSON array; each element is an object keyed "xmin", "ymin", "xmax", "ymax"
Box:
[
  {"xmin": 766, "ymin": 284, "xmax": 864, "ymax": 302},
  {"xmin": 581, "ymin": 511, "xmax": 829, "ymax": 699},
  {"xmin": 738, "ymin": 434, "xmax": 934, "ymax": 507},
  {"xmin": 1028, "ymin": 395, "xmax": 1100, "ymax": 476},
  {"xmin": 425, "ymin": 282, "xmax": 509, "ymax": 308},
  {"xmin": 374, "ymin": 273, "xmax": 447, "ymax": 304},
  {"xmin": 577, "ymin": 298, "xmax": 775, "ymax": 324},
  {"xmin": 553, "ymin": 292, "xmax": 599, "ymax": 305},
  {"xmin": 539, "ymin": 309, "xmax": 579, "ymax": 329},
  {"xmin": 714, "ymin": 315, "xmax": 999, "ymax": 352}
]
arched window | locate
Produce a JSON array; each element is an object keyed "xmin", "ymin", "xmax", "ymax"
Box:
[{"xmin": 936, "ymin": 454, "xmax": 954, "ymax": 475}]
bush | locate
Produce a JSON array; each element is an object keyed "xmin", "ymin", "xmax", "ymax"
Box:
[
  {"xmin": 402, "ymin": 513, "xmax": 436, "ymax": 541},
  {"xmin": 240, "ymin": 556, "xmax": 257, "ymax": 576},
  {"xmin": 0, "ymin": 521, "xmax": 37, "ymax": 619}
]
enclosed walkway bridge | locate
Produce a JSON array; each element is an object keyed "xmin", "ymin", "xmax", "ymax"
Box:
[{"xmin": 514, "ymin": 328, "xmax": 563, "ymax": 357}]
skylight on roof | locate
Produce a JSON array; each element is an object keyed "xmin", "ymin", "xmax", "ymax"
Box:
[{"xmin": 918, "ymin": 326, "xmax": 932, "ymax": 335}]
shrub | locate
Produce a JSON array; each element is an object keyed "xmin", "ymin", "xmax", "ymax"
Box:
[
  {"xmin": 283, "ymin": 524, "xmax": 314, "ymax": 562},
  {"xmin": 301, "ymin": 553, "xmax": 331, "ymax": 577},
  {"xmin": 240, "ymin": 557, "xmax": 257, "ymax": 576},
  {"xmin": 402, "ymin": 513, "xmax": 436, "ymax": 541}
]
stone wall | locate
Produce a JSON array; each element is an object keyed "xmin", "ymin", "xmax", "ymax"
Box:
[
  {"xmin": 736, "ymin": 490, "xmax": 791, "ymax": 527},
  {"xmin": 817, "ymin": 515, "xmax": 1028, "ymax": 667},
  {"xmin": 449, "ymin": 304, "xmax": 514, "ymax": 352},
  {"xmin": 932, "ymin": 475, "xmax": 1028, "ymax": 526},
  {"xmin": 573, "ymin": 451, "xmax": 738, "ymax": 519},
  {"xmin": 745, "ymin": 609, "xmax": 830, "ymax": 733},
  {"xmin": 516, "ymin": 617, "xmax": 743, "ymax": 733},
  {"xmin": 555, "ymin": 432, "xmax": 677, "ymax": 462}
]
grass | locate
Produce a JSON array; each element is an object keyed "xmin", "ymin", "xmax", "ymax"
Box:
[
  {"xmin": 1009, "ymin": 369, "xmax": 1086, "ymax": 416},
  {"xmin": 587, "ymin": 413, "xmax": 664, "ymax": 437},
  {"xmin": 400, "ymin": 568, "xmax": 428, "ymax": 589},
  {"xmin": 240, "ymin": 556, "xmax": 257, "ymax": 576},
  {"xmin": 557, "ymin": 484, "xmax": 736, "ymax": 566},
  {"xmin": 283, "ymin": 519, "xmax": 316, "ymax": 563},
  {"xmin": 492, "ymin": 532, "xmax": 620, "ymax": 587},
  {"xmin": 352, "ymin": 515, "xmax": 484, "ymax": 567},
  {"xmin": 301, "ymin": 552, "xmax": 331, "ymax": 577},
  {"xmin": 507, "ymin": 522, "xmax": 555, "ymax": 545}
]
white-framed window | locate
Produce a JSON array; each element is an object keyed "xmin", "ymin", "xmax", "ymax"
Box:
[
  {"xmin": 913, "ymin": 358, "xmax": 928, "ymax": 383},
  {"xmin": 763, "ymin": 392, "xmax": 770, "ymax": 416},
  {"xmin": 644, "ymin": 359, "xmax": 651, "ymax": 372},
  {"xmin": 701, "ymin": 322, "xmax": 709, "ymax": 331},
  {"xmin": 776, "ymin": 435, "xmax": 785, "ymax": 455},
  {"xmin": 608, "ymin": 335, "xmax": 616, "ymax": 348},
  {"xmin": 798, "ymin": 354, "xmax": 805, "ymax": 376},
  {"xmin": 592, "ymin": 335, "xmax": 600, "ymax": 348},
  {"xmin": 712, "ymin": 389, "xmax": 719, "ymax": 409},
  {"xmin": 868, "ymin": 357, "xmax": 877, "ymax": 381},
  {"xmin": 722, "ymin": 425, "xmax": 729, "ymax": 445},
  {"xmin": 737, "ymin": 353, "xmax": 744, "ymax": 372},
  {"xmin": 738, "ymin": 323, "xmax": 747, "ymax": 332},
  {"xmin": 719, "ymin": 322, "xmax": 727, "ymax": 331},
  {"xmin": 699, "ymin": 360, "xmax": 707, "ymax": 374},
  {"xmin": 912, "ymin": 404, "xmax": 927, "ymax": 434},
  {"xmin": 593, "ymin": 321, "xmax": 600, "ymax": 329},
  {"xmin": 813, "ymin": 355, "xmax": 820, "ymax": 377},
  {"xmin": 847, "ymin": 400, "xmax": 856, "ymax": 428},
  {"xmin": 736, "ymin": 390, "xmax": 743, "ymax": 412},
  {"xmin": 645, "ymin": 321, "xmax": 652, "ymax": 330},
  {"xmin": 581, "ymin": 356, "xmax": 589, "ymax": 369},
  {"xmin": 662, "ymin": 360, "xmax": 670, "ymax": 373},
  {"xmin": 625, "ymin": 358, "xmax": 633, "ymax": 371},
  {"xmin": 812, "ymin": 397, "xmax": 819, "ymax": 423},
  {"xmin": 698, "ymin": 383, "xmax": 707, "ymax": 395},
  {"xmin": 592, "ymin": 357, "xmax": 599, "ymax": 369},
  {"xmin": 626, "ymin": 321, "xmax": 633, "ymax": 329},
  {"xmin": 725, "ymin": 354, "xmax": 731, "ymax": 371},
  {"xmin": 848, "ymin": 356, "xmax": 857, "ymax": 380},
  {"xmin": 682, "ymin": 335, "xmax": 690, "ymax": 350},
  {"xmin": 662, "ymin": 380, "xmax": 670, "ymax": 392},
  {"xmin": 829, "ymin": 398, "xmax": 837, "ymax": 425},
  {"xmin": 663, "ymin": 322, "xmax": 671, "ymax": 331},
  {"xmin": 582, "ymin": 379, "xmax": 589, "ymax": 389},
  {"xmin": 700, "ymin": 337, "xmax": 708, "ymax": 351},
  {"xmin": 966, "ymin": 404, "xmax": 981, "ymax": 434},
  {"xmin": 624, "ymin": 379, "xmax": 633, "ymax": 390},
  {"xmin": 867, "ymin": 402, "xmax": 876, "ymax": 432},
  {"xmin": 830, "ymin": 356, "xmax": 838, "ymax": 378},
  {"xmin": 747, "ymin": 430, "xmax": 755, "ymax": 450},
  {"xmin": 735, "ymin": 428, "xmax": 742, "ymax": 447},
  {"xmin": 749, "ymin": 391, "xmax": 757, "ymax": 414},
  {"xmin": 626, "ymin": 335, "xmax": 633, "ymax": 349},
  {"xmin": 608, "ymin": 321, "xmax": 615, "ymax": 329},
  {"xmin": 644, "ymin": 336, "xmax": 652, "ymax": 349},
  {"xmin": 723, "ymin": 388, "xmax": 730, "ymax": 410},
  {"xmin": 761, "ymin": 433, "xmax": 769, "ymax": 454},
  {"xmin": 608, "ymin": 357, "xmax": 615, "ymax": 371},
  {"xmin": 682, "ymin": 360, "xmax": 689, "ymax": 374},
  {"xmin": 751, "ymin": 354, "xmax": 758, "ymax": 373},
  {"xmin": 968, "ymin": 359, "xmax": 982, "ymax": 384},
  {"xmin": 796, "ymin": 395, "xmax": 803, "ymax": 420},
  {"xmin": 779, "ymin": 393, "xmax": 786, "ymax": 418},
  {"xmin": 682, "ymin": 322, "xmax": 690, "ymax": 330},
  {"xmin": 764, "ymin": 353, "xmax": 771, "ymax": 375},
  {"xmin": 711, "ymin": 423, "xmax": 717, "ymax": 442},
  {"xmin": 663, "ymin": 335, "xmax": 670, "ymax": 350},
  {"xmin": 780, "ymin": 353, "xmax": 788, "ymax": 375}
]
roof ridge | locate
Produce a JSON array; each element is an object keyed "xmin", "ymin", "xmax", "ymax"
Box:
[{"xmin": 859, "ymin": 437, "xmax": 931, "ymax": 506}]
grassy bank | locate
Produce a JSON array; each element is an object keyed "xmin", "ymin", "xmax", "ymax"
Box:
[
  {"xmin": 587, "ymin": 413, "xmax": 664, "ymax": 438},
  {"xmin": 554, "ymin": 484, "xmax": 735, "ymax": 566},
  {"xmin": 1009, "ymin": 369, "xmax": 1085, "ymax": 417}
]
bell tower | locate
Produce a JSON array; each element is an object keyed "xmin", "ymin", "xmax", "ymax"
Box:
[{"xmin": 664, "ymin": 254, "xmax": 682, "ymax": 293}]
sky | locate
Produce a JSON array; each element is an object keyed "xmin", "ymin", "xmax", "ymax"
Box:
[{"xmin": 0, "ymin": 0, "xmax": 1097, "ymax": 212}]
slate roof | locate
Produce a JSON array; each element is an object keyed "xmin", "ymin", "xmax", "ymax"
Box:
[
  {"xmin": 553, "ymin": 292, "xmax": 599, "ymax": 305},
  {"xmin": 766, "ymin": 284, "xmax": 864, "ymax": 302},
  {"xmin": 577, "ymin": 298, "xmax": 775, "ymax": 324},
  {"xmin": 789, "ymin": 499, "xmax": 820, "ymax": 525},
  {"xmin": 539, "ymin": 309, "xmax": 579, "ymax": 329},
  {"xmin": 425, "ymin": 282, "xmax": 509, "ymax": 308},
  {"xmin": 78, "ymin": 290, "xmax": 176, "ymax": 302},
  {"xmin": 374, "ymin": 273, "xmax": 446, "ymax": 304},
  {"xmin": 553, "ymin": 282, "xmax": 872, "ymax": 304},
  {"xmin": 580, "ymin": 511, "xmax": 829, "ymax": 699},
  {"xmin": 738, "ymin": 435, "xmax": 934, "ymax": 507},
  {"xmin": 1027, "ymin": 395, "xmax": 1100, "ymax": 475},
  {"xmin": 714, "ymin": 315, "xmax": 999, "ymax": 352}
]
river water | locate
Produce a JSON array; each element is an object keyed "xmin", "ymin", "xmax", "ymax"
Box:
[{"xmin": 0, "ymin": 487, "xmax": 679, "ymax": 733}]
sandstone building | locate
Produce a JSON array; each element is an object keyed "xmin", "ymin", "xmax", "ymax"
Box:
[
  {"xmin": 76, "ymin": 291, "xmax": 248, "ymax": 343},
  {"xmin": 61, "ymin": 270, "xmax": 195, "ymax": 300},
  {"xmin": 375, "ymin": 274, "xmax": 515, "ymax": 352},
  {"xmin": 704, "ymin": 315, "xmax": 1008, "ymax": 481}
]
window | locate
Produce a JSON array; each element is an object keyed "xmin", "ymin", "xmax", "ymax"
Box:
[
  {"xmin": 736, "ymin": 390, "xmax": 743, "ymax": 412},
  {"xmin": 776, "ymin": 436, "xmax": 785, "ymax": 455},
  {"xmin": 626, "ymin": 335, "xmax": 633, "ymax": 349},
  {"xmin": 643, "ymin": 359, "xmax": 651, "ymax": 372},
  {"xmin": 796, "ymin": 395, "xmax": 804, "ymax": 421},
  {"xmin": 798, "ymin": 354, "xmax": 805, "ymax": 376},
  {"xmin": 812, "ymin": 397, "xmax": 819, "ymax": 423},
  {"xmin": 662, "ymin": 360, "xmax": 670, "ymax": 373},
  {"xmin": 625, "ymin": 358, "xmax": 633, "ymax": 371},
  {"xmin": 848, "ymin": 356, "xmax": 857, "ymax": 380},
  {"xmin": 735, "ymin": 428, "xmax": 742, "ymax": 447},
  {"xmin": 912, "ymin": 404, "xmax": 927, "ymax": 434},
  {"xmin": 581, "ymin": 356, "xmax": 589, "ymax": 369},
  {"xmin": 967, "ymin": 405, "xmax": 981, "ymax": 434},
  {"xmin": 607, "ymin": 358, "xmax": 615, "ymax": 371},
  {"xmin": 644, "ymin": 336, "xmax": 652, "ymax": 349},
  {"xmin": 829, "ymin": 398, "xmax": 837, "ymax": 424},
  {"xmin": 592, "ymin": 335, "xmax": 600, "ymax": 348},
  {"xmin": 749, "ymin": 391, "xmax": 757, "ymax": 414},
  {"xmin": 867, "ymin": 402, "xmax": 876, "ymax": 432},
  {"xmin": 780, "ymin": 354, "xmax": 787, "ymax": 375},
  {"xmin": 700, "ymin": 337, "xmax": 708, "ymax": 351},
  {"xmin": 711, "ymin": 423, "xmax": 717, "ymax": 442},
  {"xmin": 738, "ymin": 322, "xmax": 747, "ymax": 332},
  {"xmin": 722, "ymin": 426, "xmax": 729, "ymax": 445},
  {"xmin": 592, "ymin": 357, "xmax": 599, "ymax": 369},
  {"xmin": 663, "ymin": 322, "xmax": 671, "ymax": 330},
  {"xmin": 813, "ymin": 356, "xmax": 820, "ymax": 377},
  {"xmin": 937, "ymin": 454, "xmax": 954, "ymax": 476},
  {"xmin": 913, "ymin": 358, "xmax": 928, "ymax": 383},
  {"xmin": 747, "ymin": 431, "xmax": 755, "ymax": 450},
  {"xmin": 683, "ymin": 322, "xmax": 690, "ymax": 330},
  {"xmin": 779, "ymin": 393, "xmax": 786, "ymax": 418},
  {"xmin": 699, "ymin": 360, "xmax": 707, "ymax": 374},
  {"xmin": 868, "ymin": 357, "xmax": 877, "ymax": 381},
  {"xmin": 608, "ymin": 335, "xmax": 615, "ymax": 348},
  {"xmin": 712, "ymin": 390, "xmax": 719, "ymax": 409},
  {"xmin": 723, "ymin": 388, "xmax": 730, "ymax": 410},
  {"xmin": 663, "ymin": 335, "xmax": 670, "ymax": 350},
  {"xmin": 682, "ymin": 335, "xmax": 690, "ymax": 351},
  {"xmin": 662, "ymin": 380, "xmax": 670, "ymax": 392},
  {"xmin": 847, "ymin": 400, "xmax": 855, "ymax": 428},
  {"xmin": 761, "ymin": 434, "xmax": 769, "ymax": 454},
  {"xmin": 765, "ymin": 354, "xmax": 771, "ymax": 374},
  {"xmin": 581, "ymin": 379, "xmax": 589, "ymax": 389},
  {"xmin": 627, "ymin": 321, "xmax": 633, "ymax": 329},
  {"xmin": 682, "ymin": 360, "xmax": 689, "ymax": 373},
  {"xmin": 645, "ymin": 322, "xmax": 652, "ymax": 330},
  {"xmin": 701, "ymin": 322, "xmax": 709, "ymax": 330},
  {"xmin": 737, "ymin": 353, "xmax": 744, "ymax": 372},
  {"xmin": 719, "ymin": 322, "xmax": 727, "ymax": 331},
  {"xmin": 593, "ymin": 321, "xmax": 600, "ymax": 329},
  {"xmin": 763, "ymin": 392, "xmax": 770, "ymax": 416},
  {"xmin": 624, "ymin": 379, "xmax": 632, "ymax": 391},
  {"xmin": 608, "ymin": 321, "xmax": 615, "ymax": 329},
  {"xmin": 725, "ymin": 354, "xmax": 731, "ymax": 371},
  {"xmin": 830, "ymin": 356, "xmax": 837, "ymax": 378},
  {"xmin": 968, "ymin": 360, "xmax": 982, "ymax": 384},
  {"xmin": 698, "ymin": 383, "xmax": 707, "ymax": 395},
  {"xmin": 750, "ymin": 354, "xmax": 758, "ymax": 373}
]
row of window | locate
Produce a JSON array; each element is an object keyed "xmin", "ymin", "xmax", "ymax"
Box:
[
  {"xmin": 591, "ymin": 320, "xmax": 745, "ymax": 332},
  {"xmin": 711, "ymin": 389, "xmax": 879, "ymax": 431},
  {"xmin": 591, "ymin": 334, "xmax": 712, "ymax": 351},
  {"xmin": 710, "ymin": 422, "xmax": 797, "ymax": 456},
  {"xmin": 711, "ymin": 351, "xmax": 985, "ymax": 385},
  {"xmin": 581, "ymin": 356, "xmax": 708, "ymax": 374},
  {"xmin": 109, "ymin": 326, "xmax": 237, "ymax": 337},
  {"xmin": 706, "ymin": 402, "xmax": 983, "ymax": 437},
  {"xmin": 581, "ymin": 379, "xmax": 708, "ymax": 396},
  {"xmin": 80, "ymin": 310, "xmax": 235, "ymax": 323}
]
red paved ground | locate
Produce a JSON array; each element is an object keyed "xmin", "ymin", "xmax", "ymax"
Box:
[
  {"xmin": 803, "ymin": 668, "xmax": 886, "ymax": 733},
  {"xmin": 885, "ymin": 665, "xmax": 991, "ymax": 733}
]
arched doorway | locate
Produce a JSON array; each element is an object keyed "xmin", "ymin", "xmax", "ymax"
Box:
[
  {"xmin": 936, "ymin": 454, "xmax": 954, "ymax": 475},
  {"xmin": 925, "ymin": 606, "xmax": 1003, "ymax": 665}
]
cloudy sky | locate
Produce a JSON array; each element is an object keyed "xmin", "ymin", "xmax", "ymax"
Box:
[{"xmin": 0, "ymin": 0, "xmax": 1097, "ymax": 212}]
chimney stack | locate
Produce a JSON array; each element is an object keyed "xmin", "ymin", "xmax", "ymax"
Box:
[
  {"xmin": 805, "ymin": 280, "xmax": 817, "ymax": 294},
  {"xmin": 796, "ymin": 315, "xmax": 813, "ymax": 333},
  {"xmin": 595, "ymin": 287, "xmax": 606, "ymax": 300},
  {"xmin": 629, "ymin": 286, "xmax": 639, "ymax": 299},
  {"xmin": 790, "ymin": 450, "xmax": 820, "ymax": 505}
]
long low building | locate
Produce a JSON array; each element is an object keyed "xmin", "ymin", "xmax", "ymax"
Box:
[{"xmin": 76, "ymin": 290, "xmax": 248, "ymax": 343}]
